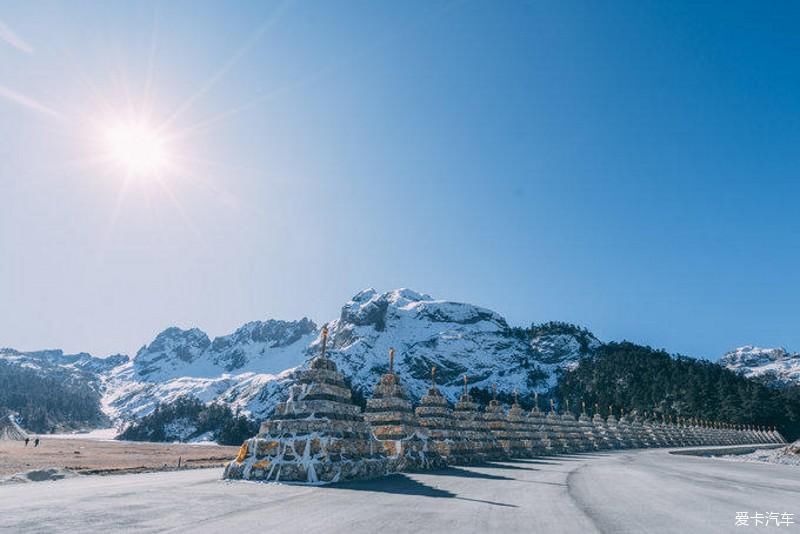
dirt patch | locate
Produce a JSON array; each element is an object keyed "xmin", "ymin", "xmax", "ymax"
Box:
[
  {"xmin": 3, "ymin": 467, "xmax": 78, "ymax": 484},
  {"xmin": 0, "ymin": 438, "xmax": 240, "ymax": 478}
]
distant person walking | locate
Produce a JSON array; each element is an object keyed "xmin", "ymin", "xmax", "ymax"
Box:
[
  {"xmin": 34, "ymin": 437, "xmax": 40, "ymax": 447},
  {"xmin": 24, "ymin": 437, "xmax": 30, "ymax": 447}
]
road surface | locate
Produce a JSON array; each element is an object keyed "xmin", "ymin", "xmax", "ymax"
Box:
[{"xmin": 1, "ymin": 446, "xmax": 797, "ymax": 533}]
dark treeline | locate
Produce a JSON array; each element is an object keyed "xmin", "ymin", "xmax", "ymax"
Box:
[
  {"xmin": 118, "ymin": 395, "xmax": 258, "ymax": 446},
  {"xmin": 556, "ymin": 342, "xmax": 800, "ymax": 441},
  {"xmin": 511, "ymin": 320, "xmax": 597, "ymax": 346},
  {"xmin": 0, "ymin": 361, "xmax": 106, "ymax": 432}
]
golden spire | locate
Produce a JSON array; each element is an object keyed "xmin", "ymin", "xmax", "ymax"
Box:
[
  {"xmin": 582, "ymin": 401, "xmax": 586, "ymax": 415},
  {"xmin": 535, "ymin": 391, "xmax": 539, "ymax": 409},
  {"xmin": 566, "ymin": 399, "xmax": 570, "ymax": 413},
  {"xmin": 513, "ymin": 388, "xmax": 519, "ymax": 404},
  {"xmin": 320, "ymin": 326, "xmax": 329, "ymax": 358},
  {"xmin": 431, "ymin": 365, "xmax": 437, "ymax": 387},
  {"xmin": 463, "ymin": 374, "xmax": 468, "ymax": 396},
  {"xmin": 389, "ymin": 348, "xmax": 395, "ymax": 373}
]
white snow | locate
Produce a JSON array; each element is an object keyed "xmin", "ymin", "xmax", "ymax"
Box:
[
  {"xmin": 46, "ymin": 428, "xmax": 120, "ymax": 441},
  {"xmin": 721, "ymin": 346, "xmax": 800, "ymax": 387},
  {"xmin": 720, "ymin": 441, "xmax": 800, "ymax": 467}
]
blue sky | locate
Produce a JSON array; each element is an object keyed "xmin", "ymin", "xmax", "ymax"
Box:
[{"xmin": 1, "ymin": 1, "xmax": 798, "ymax": 359}]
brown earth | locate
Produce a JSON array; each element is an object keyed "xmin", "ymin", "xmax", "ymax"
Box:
[{"xmin": 0, "ymin": 438, "xmax": 239, "ymax": 478}]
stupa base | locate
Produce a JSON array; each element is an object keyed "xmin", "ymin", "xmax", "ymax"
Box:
[{"xmin": 223, "ymin": 436, "xmax": 392, "ymax": 485}]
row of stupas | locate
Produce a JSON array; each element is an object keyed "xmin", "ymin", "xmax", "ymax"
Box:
[{"xmin": 224, "ymin": 334, "xmax": 787, "ymax": 484}]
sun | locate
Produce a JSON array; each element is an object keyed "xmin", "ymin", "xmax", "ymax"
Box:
[{"xmin": 102, "ymin": 120, "xmax": 169, "ymax": 177}]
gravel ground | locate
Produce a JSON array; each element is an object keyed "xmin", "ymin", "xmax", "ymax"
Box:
[{"xmin": 0, "ymin": 437, "xmax": 239, "ymax": 478}]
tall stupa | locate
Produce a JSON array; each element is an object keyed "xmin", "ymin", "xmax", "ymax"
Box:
[
  {"xmin": 223, "ymin": 326, "xmax": 390, "ymax": 484},
  {"xmin": 365, "ymin": 349, "xmax": 444, "ymax": 470}
]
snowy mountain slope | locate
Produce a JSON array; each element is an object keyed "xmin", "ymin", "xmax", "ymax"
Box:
[
  {"xmin": 131, "ymin": 318, "xmax": 317, "ymax": 380},
  {"xmin": 721, "ymin": 346, "xmax": 800, "ymax": 387},
  {"xmin": 104, "ymin": 319, "xmax": 317, "ymax": 420},
  {"xmin": 0, "ymin": 348, "xmax": 128, "ymax": 374},
  {"xmin": 103, "ymin": 368, "xmax": 297, "ymax": 421},
  {"xmin": 0, "ymin": 348, "xmax": 128, "ymax": 393},
  {"xmin": 0, "ymin": 289, "xmax": 601, "ymax": 424},
  {"xmin": 311, "ymin": 288, "xmax": 600, "ymax": 403}
]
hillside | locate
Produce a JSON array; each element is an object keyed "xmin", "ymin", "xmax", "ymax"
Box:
[
  {"xmin": 721, "ymin": 346, "xmax": 800, "ymax": 388},
  {"xmin": 313, "ymin": 288, "xmax": 599, "ymax": 404},
  {"xmin": 558, "ymin": 342, "xmax": 800, "ymax": 440},
  {"xmin": 116, "ymin": 396, "xmax": 258, "ymax": 445},
  {"xmin": 103, "ymin": 318, "xmax": 317, "ymax": 421},
  {"xmin": 0, "ymin": 360, "xmax": 108, "ymax": 433}
]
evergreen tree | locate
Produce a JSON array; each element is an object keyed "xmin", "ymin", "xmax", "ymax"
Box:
[{"xmin": 0, "ymin": 361, "xmax": 106, "ymax": 432}]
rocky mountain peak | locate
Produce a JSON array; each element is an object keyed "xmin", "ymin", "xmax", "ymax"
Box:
[
  {"xmin": 721, "ymin": 345, "xmax": 800, "ymax": 387},
  {"xmin": 307, "ymin": 289, "xmax": 599, "ymax": 407},
  {"xmin": 133, "ymin": 327, "xmax": 212, "ymax": 377},
  {"xmin": 128, "ymin": 318, "xmax": 318, "ymax": 382}
]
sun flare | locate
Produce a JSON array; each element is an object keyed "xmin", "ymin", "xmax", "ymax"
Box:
[{"xmin": 103, "ymin": 120, "xmax": 169, "ymax": 177}]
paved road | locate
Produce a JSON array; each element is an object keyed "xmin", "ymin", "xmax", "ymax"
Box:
[{"xmin": 1, "ymin": 447, "xmax": 797, "ymax": 533}]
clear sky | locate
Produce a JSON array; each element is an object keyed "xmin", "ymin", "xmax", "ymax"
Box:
[{"xmin": 1, "ymin": 1, "xmax": 798, "ymax": 360}]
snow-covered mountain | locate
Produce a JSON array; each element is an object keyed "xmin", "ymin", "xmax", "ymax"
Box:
[
  {"xmin": 1, "ymin": 288, "xmax": 601, "ymax": 424},
  {"xmin": 721, "ymin": 346, "xmax": 800, "ymax": 387},
  {"xmin": 129, "ymin": 318, "xmax": 317, "ymax": 380},
  {"xmin": 104, "ymin": 318, "xmax": 318, "ymax": 420},
  {"xmin": 0, "ymin": 348, "xmax": 128, "ymax": 393},
  {"xmin": 313, "ymin": 288, "xmax": 599, "ymax": 402}
]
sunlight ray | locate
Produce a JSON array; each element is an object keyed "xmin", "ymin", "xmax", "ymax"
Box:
[
  {"xmin": 0, "ymin": 18, "xmax": 34, "ymax": 53},
  {"xmin": 153, "ymin": 173, "xmax": 204, "ymax": 243},
  {"xmin": 159, "ymin": 0, "xmax": 293, "ymax": 133},
  {"xmin": 164, "ymin": 1, "xmax": 457, "ymax": 143},
  {"xmin": 0, "ymin": 84, "xmax": 64, "ymax": 120}
]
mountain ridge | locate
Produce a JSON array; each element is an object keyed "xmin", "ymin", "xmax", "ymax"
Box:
[
  {"xmin": 0, "ymin": 288, "xmax": 606, "ymax": 425},
  {"xmin": 721, "ymin": 345, "xmax": 800, "ymax": 388}
]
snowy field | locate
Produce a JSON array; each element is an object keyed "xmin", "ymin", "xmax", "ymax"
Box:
[
  {"xmin": 720, "ymin": 441, "xmax": 800, "ymax": 467},
  {"xmin": 0, "ymin": 446, "xmax": 797, "ymax": 533},
  {"xmin": 44, "ymin": 428, "xmax": 120, "ymax": 441}
]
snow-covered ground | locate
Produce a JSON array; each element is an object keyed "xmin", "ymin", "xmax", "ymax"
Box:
[
  {"xmin": 45, "ymin": 428, "xmax": 120, "ymax": 441},
  {"xmin": 720, "ymin": 441, "xmax": 800, "ymax": 467}
]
